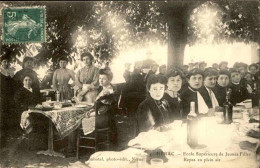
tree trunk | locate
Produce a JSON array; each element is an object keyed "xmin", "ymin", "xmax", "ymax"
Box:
[{"xmin": 167, "ymin": 1, "xmax": 198, "ymax": 69}]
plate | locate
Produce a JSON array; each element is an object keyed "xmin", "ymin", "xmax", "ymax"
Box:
[
  {"xmin": 243, "ymin": 99, "xmax": 252, "ymax": 103},
  {"xmin": 75, "ymin": 104, "xmax": 88, "ymax": 108}
]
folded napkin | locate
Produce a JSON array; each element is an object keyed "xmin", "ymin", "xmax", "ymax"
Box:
[{"xmin": 20, "ymin": 111, "xmax": 33, "ymax": 134}]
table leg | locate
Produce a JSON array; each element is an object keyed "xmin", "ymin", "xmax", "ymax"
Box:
[{"xmin": 37, "ymin": 119, "xmax": 65, "ymax": 158}]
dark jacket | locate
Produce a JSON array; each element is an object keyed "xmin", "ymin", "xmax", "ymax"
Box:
[
  {"xmin": 180, "ymin": 87, "xmax": 199, "ymax": 118},
  {"xmin": 144, "ymin": 70, "xmax": 155, "ymax": 84},
  {"xmin": 14, "ymin": 87, "xmax": 42, "ymax": 127},
  {"xmin": 123, "ymin": 70, "xmax": 131, "ymax": 83},
  {"xmin": 229, "ymin": 82, "xmax": 249, "ymax": 105},
  {"xmin": 0, "ymin": 73, "xmax": 15, "ymax": 99},
  {"xmin": 163, "ymin": 93, "xmax": 183, "ymax": 120},
  {"xmin": 212, "ymin": 84, "xmax": 228, "ymax": 107},
  {"xmin": 136, "ymin": 95, "xmax": 171, "ymax": 134},
  {"xmin": 14, "ymin": 87, "xmax": 42, "ymax": 113},
  {"xmin": 95, "ymin": 85, "xmax": 116, "ymax": 129},
  {"xmin": 199, "ymin": 86, "xmax": 213, "ymax": 109}
]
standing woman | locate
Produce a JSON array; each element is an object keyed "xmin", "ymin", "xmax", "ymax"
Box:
[
  {"xmin": 74, "ymin": 52, "xmax": 99, "ymax": 104},
  {"xmin": 13, "ymin": 56, "xmax": 40, "ymax": 92},
  {"xmin": 0, "ymin": 56, "xmax": 15, "ymax": 146},
  {"xmin": 52, "ymin": 57, "xmax": 75, "ymax": 100},
  {"xmin": 164, "ymin": 69, "xmax": 184, "ymax": 120}
]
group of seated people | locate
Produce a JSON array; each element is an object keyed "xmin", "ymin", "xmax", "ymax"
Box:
[
  {"xmin": 0, "ymin": 52, "xmax": 115, "ymax": 147},
  {"xmin": 0, "ymin": 51, "xmax": 259, "ymax": 150},
  {"xmin": 123, "ymin": 60, "xmax": 259, "ymax": 134}
]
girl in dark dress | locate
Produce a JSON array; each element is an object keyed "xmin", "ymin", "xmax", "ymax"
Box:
[
  {"xmin": 213, "ymin": 70, "xmax": 231, "ymax": 107},
  {"xmin": 0, "ymin": 56, "xmax": 15, "ymax": 146},
  {"xmin": 14, "ymin": 73, "xmax": 42, "ymax": 134},
  {"xmin": 136, "ymin": 75, "xmax": 171, "ymax": 134},
  {"xmin": 164, "ymin": 69, "xmax": 184, "ymax": 121}
]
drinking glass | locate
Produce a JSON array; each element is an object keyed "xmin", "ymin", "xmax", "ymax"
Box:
[
  {"xmin": 150, "ymin": 158, "xmax": 164, "ymax": 166},
  {"xmin": 46, "ymin": 97, "xmax": 51, "ymax": 102}
]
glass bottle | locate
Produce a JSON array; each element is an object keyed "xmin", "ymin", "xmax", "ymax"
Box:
[
  {"xmin": 223, "ymin": 88, "xmax": 233, "ymax": 124},
  {"xmin": 252, "ymin": 83, "xmax": 259, "ymax": 108},
  {"xmin": 62, "ymin": 85, "xmax": 66, "ymax": 102},
  {"xmin": 187, "ymin": 102, "xmax": 199, "ymax": 148},
  {"xmin": 58, "ymin": 86, "xmax": 62, "ymax": 102},
  {"xmin": 56, "ymin": 90, "xmax": 60, "ymax": 102}
]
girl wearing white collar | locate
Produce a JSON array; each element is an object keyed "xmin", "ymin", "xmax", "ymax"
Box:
[{"xmin": 180, "ymin": 68, "xmax": 208, "ymax": 118}]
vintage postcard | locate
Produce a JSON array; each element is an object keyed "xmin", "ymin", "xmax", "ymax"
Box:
[{"xmin": 0, "ymin": 1, "xmax": 259, "ymax": 168}]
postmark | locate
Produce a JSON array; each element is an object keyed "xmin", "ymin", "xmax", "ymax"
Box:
[{"xmin": 2, "ymin": 6, "xmax": 46, "ymax": 44}]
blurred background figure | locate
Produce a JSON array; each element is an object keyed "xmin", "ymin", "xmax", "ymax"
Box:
[
  {"xmin": 212, "ymin": 63, "xmax": 219, "ymax": 70},
  {"xmin": 219, "ymin": 61, "xmax": 228, "ymax": 71},
  {"xmin": 144, "ymin": 63, "xmax": 159, "ymax": 84},
  {"xmin": 141, "ymin": 51, "xmax": 156, "ymax": 74},
  {"xmin": 199, "ymin": 61, "xmax": 207, "ymax": 71},
  {"xmin": 188, "ymin": 63, "xmax": 194, "ymax": 71},
  {"xmin": 158, "ymin": 64, "xmax": 167, "ymax": 76},
  {"xmin": 193, "ymin": 62, "xmax": 199, "ymax": 69},
  {"xmin": 123, "ymin": 62, "xmax": 131, "ymax": 83},
  {"xmin": 40, "ymin": 65, "xmax": 54, "ymax": 89},
  {"xmin": 182, "ymin": 65, "xmax": 189, "ymax": 75},
  {"xmin": 130, "ymin": 61, "xmax": 144, "ymax": 84}
]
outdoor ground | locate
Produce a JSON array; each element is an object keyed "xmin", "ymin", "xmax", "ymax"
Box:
[
  {"xmin": 0, "ymin": 115, "xmax": 137, "ymax": 168},
  {"xmin": 0, "ymin": 137, "xmax": 86, "ymax": 168}
]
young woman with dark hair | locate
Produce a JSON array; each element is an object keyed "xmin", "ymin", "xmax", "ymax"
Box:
[
  {"xmin": 136, "ymin": 74, "xmax": 171, "ymax": 134},
  {"xmin": 164, "ymin": 68, "xmax": 184, "ymax": 120}
]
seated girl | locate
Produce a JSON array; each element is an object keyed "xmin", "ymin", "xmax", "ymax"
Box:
[
  {"xmin": 164, "ymin": 68, "xmax": 184, "ymax": 121},
  {"xmin": 82, "ymin": 68, "xmax": 116, "ymax": 134},
  {"xmin": 14, "ymin": 74, "xmax": 42, "ymax": 129},
  {"xmin": 136, "ymin": 74, "xmax": 171, "ymax": 134},
  {"xmin": 14, "ymin": 74, "xmax": 48, "ymax": 140}
]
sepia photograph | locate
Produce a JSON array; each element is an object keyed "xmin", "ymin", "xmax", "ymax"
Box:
[{"xmin": 0, "ymin": 1, "xmax": 259, "ymax": 168}]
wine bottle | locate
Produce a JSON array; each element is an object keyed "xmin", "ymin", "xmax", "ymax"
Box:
[
  {"xmin": 60, "ymin": 86, "xmax": 64, "ymax": 102},
  {"xmin": 252, "ymin": 83, "xmax": 259, "ymax": 108},
  {"xmin": 223, "ymin": 88, "xmax": 233, "ymax": 124},
  {"xmin": 187, "ymin": 102, "xmax": 199, "ymax": 148}
]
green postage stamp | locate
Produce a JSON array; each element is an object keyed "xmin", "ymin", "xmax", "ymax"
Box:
[{"xmin": 2, "ymin": 6, "xmax": 46, "ymax": 44}]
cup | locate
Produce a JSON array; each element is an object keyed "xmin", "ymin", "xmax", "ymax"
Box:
[
  {"xmin": 150, "ymin": 158, "xmax": 164, "ymax": 166},
  {"xmin": 54, "ymin": 102, "xmax": 62, "ymax": 109},
  {"xmin": 46, "ymin": 97, "xmax": 51, "ymax": 102},
  {"xmin": 215, "ymin": 112, "xmax": 223, "ymax": 124}
]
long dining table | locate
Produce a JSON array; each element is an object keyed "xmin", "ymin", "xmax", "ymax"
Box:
[
  {"xmin": 83, "ymin": 100, "xmax": 259, "ymax": 168},
  {"xmin": 20, "ymin": 103, "xmax": 93, "ymax": 158}
]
